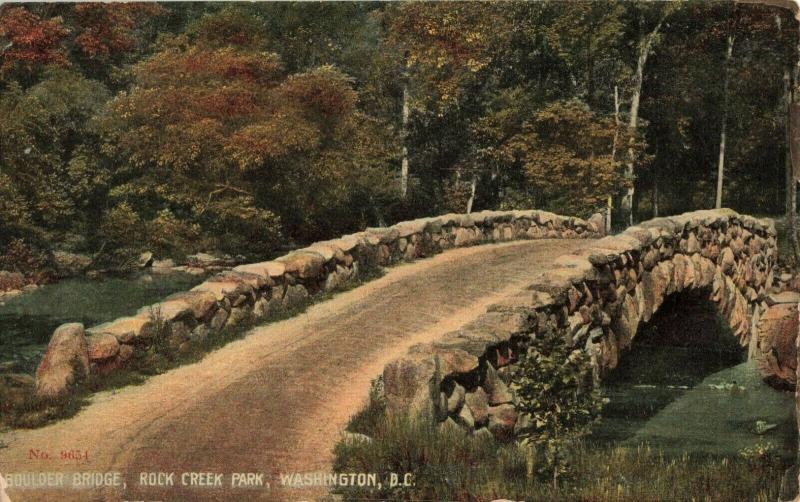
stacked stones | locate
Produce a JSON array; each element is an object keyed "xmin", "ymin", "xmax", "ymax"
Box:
[
  {"xmin": 382, "ymin": 208, "xmax": 777, "ymax": 440},
  {"xmin": 33, "ymin": 209, "xmax": 601, "ymax": 399}
]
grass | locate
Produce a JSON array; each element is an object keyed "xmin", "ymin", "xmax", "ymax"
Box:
[
  {"xmin": 333, "ymin": 389, "xmax": 785, "ymax": 502},
  {"xmin": 0, "ymin": 265, "xmax": 385, "ymax": 429}
]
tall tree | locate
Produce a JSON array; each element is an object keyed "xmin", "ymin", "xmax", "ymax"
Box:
[{"xmin": 622, "ymin": 2, "xmax": 672, "ymax": 225}]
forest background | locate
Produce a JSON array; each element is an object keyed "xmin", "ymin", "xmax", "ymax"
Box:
[{"xmin": 0, "ymin": 1, "xmax": 795, "ymax": 276}]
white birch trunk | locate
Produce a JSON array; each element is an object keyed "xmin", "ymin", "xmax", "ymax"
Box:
[
  {"xmin": 623, "ymin": 15, "xmax": 666, "ymax": 226},
  {"xmin": 715, "ymin": 35, "xmax": 734, "ymax": 209},
  {"xmin": 401, "ymin": 83, "xmax": 410, "ymax": 199},
  {"xmin": 466, "ymin": 174, "xmax": 477, "ymax": 214}
]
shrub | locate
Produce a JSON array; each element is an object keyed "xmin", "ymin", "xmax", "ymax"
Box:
[{"xmin": 512, "ymin": 323, "xmax": 606, "ymax": 487}]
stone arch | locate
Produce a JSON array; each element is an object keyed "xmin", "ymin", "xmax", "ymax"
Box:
[{"xmin": 382, "ymin": 209, "xmax": 778, "ymax": 440}]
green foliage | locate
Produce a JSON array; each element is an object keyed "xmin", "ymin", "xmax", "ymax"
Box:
[
  {"xmin": 507, "ymin": 100, "xmax": 640, "ymax": 217},
  {"xmin": 186, "ymin": 6, "xmax": 267, "ymax": 50},
  {"xmin": 346, "ymin": 377, "xmax": 386, "ymax": 437},
  {"xmin": 0, "ymin": 1, "xmax": 796, "ymax": 274},
  {"xmin": 333, "ymin": 410, "xmax": 783, "ymax": 502},
  {"xmin": 0, "ymin": 69, "xmax": 110, "ymax": 247},
  {"xmin": 512, "ymin": 322, "xmax": 606, "ymax": 486}
]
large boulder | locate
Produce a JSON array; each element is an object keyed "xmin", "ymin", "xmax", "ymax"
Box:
[
  {"xmin": 233, "ymin": 261, "xmax": 286, "ymax": 280},
  {"xmin": 487, "ymin": 403, "xmax": 517, "ymax": 441},
  {"xmin": 35, "ymin": 323, "xmax": 89, "ymax": 399},
  {"xmin": 278, "ymin": 251, "xmax": 326, "ymax": 279},
  {"xmin": 86, "ymin": 333, "xmax": 120, "ymax": 361},
  {"xmin": 163, "ymin": 290, "xmax": 220, "ymax": 319},
  {"xmin": 87, "ymin": 316, "xmax": 156, "ymax": 344},
  {"xmin": 588, "ymin": 212, "xmax": 606, "ymax": 236},
  {"xmin": 756, "ymin": 303, "xmax": 798, "ymax": 388}
]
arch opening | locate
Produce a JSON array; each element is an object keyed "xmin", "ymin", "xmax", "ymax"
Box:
[{"xmin": 591, "ymin": 288, "xmax": 796, "ymax": 461}]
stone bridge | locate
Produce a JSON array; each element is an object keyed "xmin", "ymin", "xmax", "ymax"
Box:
[
  {"xmin": 0, "ymin": 208, "xmax": 779, "ymax": 501},
  {"xmin": 382, "ymin": 209, "xmax": 778, "ymax": 438}
]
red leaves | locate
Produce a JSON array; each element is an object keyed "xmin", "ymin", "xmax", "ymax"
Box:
[
  {"xmin": 281, "ymin": 65, "xmax": 357, "ymax": 118},
  {"xmin": 0, "ymin": 3, "xmax": 165, "ymax": 74},
  {"xmin": 134, "ymin": 47, "xmax": 282, "ymax": 87},
  {"xmin": 72, "ymin": 3, "xmax": 165, "ymax": 60},
  {"xmin": 0, "ymin": 7, "xmax": 69, "ymax": 73}
]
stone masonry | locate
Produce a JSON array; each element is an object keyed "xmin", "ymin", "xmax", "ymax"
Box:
[
  {"xmin": 382, "ymin": 209, "xmax": 777, "ymax": 440},
  {"xmin": 34, "ymin": 209, "xmax": 602, "ymax": 398}
]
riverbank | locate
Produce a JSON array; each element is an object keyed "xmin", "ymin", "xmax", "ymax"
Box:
[
  {"xmin": 0, "ymin": 271, "xmax": 207, "ymax": 375},
  {"xmin": 333, "ymin": 399, "xmax": 786, "ymax": 502},
  {"xmin": 0, "ymin": 244, "xmax": 247, "ymax": 304}
]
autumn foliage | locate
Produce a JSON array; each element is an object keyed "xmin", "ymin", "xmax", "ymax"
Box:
[
  {"xmin": 0, "ymin": 6, "xmax": 69, "ymax": 73},
  {"xmin": 71, "ymin": 3, "xmax": 165, "ymax": 60},
  {"xmin": 508, "ymin": 101, "xmax": 634, "ymax": 216},
  {"xmin": 0, "ymin": 2, "xmax": 795, "ymax": 269}
]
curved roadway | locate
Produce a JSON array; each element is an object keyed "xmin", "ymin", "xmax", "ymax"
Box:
[{"xmin": 0, "ymin": 239, "xmax": 590, "ymax": 501}]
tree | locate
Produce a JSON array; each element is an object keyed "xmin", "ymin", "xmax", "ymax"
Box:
[
  {"xmin": 99, "ymin": 8, "xmax": 396, "ymax": 255},
  {"xmin": 383, "ymin": 2, "xmax": 510, "ymax": 204},
  {"xmin": 70, "ymin": 3, "xmax": 166, "ymax": 62},
  {"xmin": 504, "ymin": 100, "xmax": 641, "ymax": 217},
  {"xmin": 512, "ymin": 322, "xmax": 605, "ymax": 488},
  {"xmin": 0, "ymin": 69, "xmax": 110, "ymax": 247},
  {"xmin": 0, "ymin": 6, "xmax": 69, "ymax": 85},
  {"xmin": 621, "ymin": 2, "xmax": 673, "ymax": 225}
]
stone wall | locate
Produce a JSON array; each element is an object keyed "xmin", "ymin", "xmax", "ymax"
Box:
[
  {"xmin": 34, "ymin": 209, "xmax": 603, "ymax": 399},
  {"xmin": 382, "ymin": 209, "xmax": 777, "ymax": 440}
]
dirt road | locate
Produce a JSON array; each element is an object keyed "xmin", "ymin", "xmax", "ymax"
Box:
[{"xmin": 0, "ymin": 239, "xmax": 589, "ymax": 502}]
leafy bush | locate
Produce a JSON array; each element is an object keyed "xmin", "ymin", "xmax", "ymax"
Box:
[
  {"xmin": 346, "ymin": 377, "xmax": 386, "ymax": 437},
  {"xmin": 512, "ymin": 323, "xmax": 606, "ymax": 487},
  {"xmin": 0, "ymin": 238, "xmax": 52, "ymax": 284},
  {"xmin": 146, "ymin": 209, "xmax": 203, "ymax": 260}
]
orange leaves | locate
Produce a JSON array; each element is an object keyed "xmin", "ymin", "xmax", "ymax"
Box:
[
  {"xmin": 386, "ymin": 2, "xmax": 508, "ymax": 106},
  {"xmin": 510, "ymin": 100, "xmax": 631, "ymax": 216},
  {"xmin": 108, "ymin": 39, "xmax": 361, "ymax": 179},
  {"xmin": 0, "ymin": 7, "xmax": 69, "ymax": 73},
  {"xmin": 280, "ymin": 65, "xmax": 357, "ymax": 118},
  {"xmin": 134, "ymin": 47, "xmax": 282, "ymax": 88},
  {"xmin": 227, "ymin": 116, "xmax": 320, "ymax": 171},
  {"xmin": 71, "ymin": 3, "xmax": 165, "ymax": 60}
]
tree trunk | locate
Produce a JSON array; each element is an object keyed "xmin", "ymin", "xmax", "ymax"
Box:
[
  {"xmin": 401, "ymin": 82, "xmax": 410, "ymax": 199},
  {"xmin": 624, "ymin": 15, "xmax": 666, "ymax": 226},
  {"xmin": 785, "ymin": 67, "xmax": 793, "ymax": 218},
  {"xmin": 716, "ymin": 35, "xmax": 734, "ymax": 209},
  {"xmin": 607, "ymin": 86, "xmax": 620, "ymax": 232},
  {"xmin": 466, "ymin": 174, "xmax": 478, "ymax": 214},
  {"xmin": 787, "ymin": 64, "xmax": 800, "ymax": 266},
  {"xmin": 653, "ymin": 175, "xmax": 659, "ymax": 217},
  {"xmin": 612, "ymin": 85, "xmax": 620, "ymax": 161}
]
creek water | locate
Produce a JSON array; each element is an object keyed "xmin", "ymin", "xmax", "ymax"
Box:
[
  {"xmin": 0, "ymin": 272, "xmax": 204, "ymax": 375},
  {"xmin": 590, "ymin": 292, "xmax": 797, "ymax": 460}
]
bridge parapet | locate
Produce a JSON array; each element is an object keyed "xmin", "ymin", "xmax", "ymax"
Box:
[
  {"xmin": 34, "ymin": 209, "xmax": 603, "ymax": 399},
  {"xmin": 382, "ymin": 209, "xmax": 777, "ymax": 439}
]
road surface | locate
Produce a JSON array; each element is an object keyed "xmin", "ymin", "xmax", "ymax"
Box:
[{"xmin": 0, "ymin": 239, "xmax": 590, "ymax": 501}]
